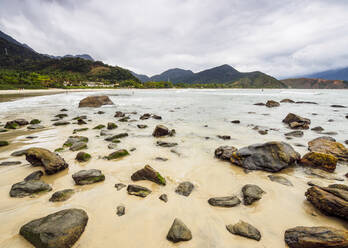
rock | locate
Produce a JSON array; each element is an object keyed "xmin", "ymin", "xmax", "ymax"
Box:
[
  {"xmin": 53, "ymin": 120, "xmax": 70, "ymax": 126},
  {"xmin": 72, "ymin": 169, "xmax": 105, "ymax": 185},
  {"xmin": 115, "ymin": 183, "xmax": 126, "ymax": 191},
  {"xmin": 131, "ymin": 165, "xmax": 166, "ymax": 185},
  {"xmin": 0, "ymin": 140, "xmax": 9, "ymax": 147},
  {"xmin": 346, "ymin": 140, "xmax": 348, "ymax": 145},
  {"xmin": 60, "ymin": 108, "xmax": 68, "ymax": 112},
  {"xmin": 93, "ymin": 124, "xmax": 105, "ymax": 129},
  {"xmin": 64, "ymin": 136, "xmax": 88, "ymax": 147},
  {"xmin": 300, "ymin": 152, "xmax": 338, "ymax": 172},
  {"xmin": 167, "ymin": 218, "xmax": 192, "ymax": 243},
  {"xmin": 322, "ymin": 131, "xmax": 338, "ymax": 135},
  {"xmin": 73, "ymin": 128, "xmax": 88, "ymax": 134},
  {"xmin": 24, "ymin": 170, "xmax": 44, "ymax": 181},
  {"xmin": 11, "ymin": 149, "xmax": 27, "ymax": 156},
  {"xmin": 175, "ymin": 182, "xmax": 194, "ymax": 197},
  {"xmin": 0, "ymin": 128, "xmax": 8, "ymax": 132},
  {"xmin": 254, "ymin": 102, "xmax": 265, "ymax": 106},
  {"xmin": 266, "ymin": 100, "xmax": 280, "ymax": 107},
  {"xmin": 285, "ymin": 131, "xmax": 304, "ymax": 137},
  {"xmin": 105, "ymin": 133, "xmax": 128, "ymax": 141},
  {"xmin": 70, "ymin": 142, "xmax": 87, "ymax": 151},
  {"xmin": 226, "ymin": 221, "xmax": 261, "ymax": 241},
  {"xmin": 208, "ymin": 196, "xmax": 241, "ymax": 207},
  {"xmin": 242, "ymin": 184, "xmax": 265, "ymax": 205},
  {"xmin": 231, "ymin": 120, "xmax": 240, "ymax": 124},
  {"xmin": 55, "ymin": 113, "xmax": 68, "ymax": 119},
  {"xmin": 283, "ymin": 113, "xmax": 311, "ymax": 129},
  {"xmin": 296, "ymin": 101, "xmax": 318, "ymax": 104},
  {"xmin": 19, "ymin": 208, "xmax": 88, "ymax": 248},
  {"xmin": 106, "ymin": 149, "xmax": 129, "ymax": 160},
  {"xmin": 214, "ymin": 146, "xmax": 238, "ymax": 161},
  {"xmin": 49, "ymin": 189, "xmax": 74, "ymax": 202},
  {"xmin": 230, "ymin": 141, "xmax": 300, "ymax": 172},
  {"xmin": 284, "ymin": 226, "xmax": 348, "ymax": 248},
  {"xmin": 217, "ymin": 135, "xmax": 231, "ymax": 140},
  {"xmin": 331, "ymin": 104, "xmax": 346, "ymax": 108},
  {"xmin": 14, "ymin": 118, "xmax": 29, "ymax": 125},
  {"xmin": 26, "ymin": 135, "xmax": 38, "ymax": 139},
  {"xmin": 78, "ymin": 95, "xmax": 114, "ymax": 108},
  {"xmin": 114, "ymin": 111, "xmax": 125, "ymax": 117},
  {"xmin": 107, "ymin": 122, "xmax": 117, "ymax": 130},
  {"xmin": 0, "ymin": 161, "xmax": 21, "ymax": 166},
  {"xmin": 305, "ymin": 186, "xmax": 348, "ymax": 220},
  {"xmin": 258, "ymin": 130, "xmax": 268, "ymax": 135},
  {"xmin": 75, "ymin": 152, "xmax": 91, "ymax": 162},
  {"xmin": 155, "ymin": 157, "xmax": 168, "ymax": 161},
  {"xmin": 156, "ymin": 141, "xmax": 178, "ymax": 147},
  {"xmin": 108, "ymin": 143, "xmax": 118, "ymax": 149},
  {"xmin": 137, "ymin": 124, "xmax": 148, "ymax": 129},
  {"xmin": 152, "ymin": 114, "xmax": 162, "ymax": 120},
  {"xmin": 304, "ymin": 168, "xmax": 344, "ymax": 181},
  {"xmin": 127, "ymin": 184, "xmax": 151, "ymax": 197},
  {"xmin": 328, "ymin": 119, "xmax": 335, "ymax": 122},
  {"xmin": 116, "ymin": 205, "xmax": 125, "ymax": 216},
  {"xmin": 140, "ymin": 113, "xmax": 151, "ymax": 120},
  {"xmin": 5, "ymin": 121, "xmax": 19, "ymax": 129},
  {"xmin": 25, "ymin": 148, "xmax": 69, "ymax": 175},
  {"xmin": 159, "ymin": 194, "xmax": 168, "ymax": 202},
  {"xmin": 77, "ymin": 119, "xmax": 87, "ymax": 125},
  {"xmin": 10, "ymin": 180, "xmax": 52, "ymax": 197},
  {"xmin": 152, "ymin": 125, "xmax": 175, "ymax": 137},
  {"xmin": 268, "ymin": 175, "xmax": 293, "ymax": 186},
  {"xmin": 27, "ymin": 124, "xmax": 44, "ymax": 130},
  {"xmin": 311, "ymin": 126, "xmax": 324, "ymax": 132},
  {"xmin": 30, "ymin": 119, "xmax": 41, "ymax": 124},
  {"xmin": 281, "ymin": 98, "xmax": 295, "ymax": 103},
  {"xmin": 308, "ymin": 137, "xmax": 348, "ymax": 162},
  {"xmin": 118, "ymin": 116, "xmax": 130, "ymax": 122}
]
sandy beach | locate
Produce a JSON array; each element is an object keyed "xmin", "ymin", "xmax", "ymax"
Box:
[{"xmin": 0, "ymin": 89, "xmax": 347, "ymax": 248}]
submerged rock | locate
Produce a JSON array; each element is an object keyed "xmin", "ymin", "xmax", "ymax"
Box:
[
  {"xmin": 283, "ymin": 113, "xmax": 311, "ymax": 129},
  {"xmin": 53, "ymin": 120, "xmax": 70, "ymax": 126},
  {"xmin": 25, "ymin": 148, "xmax": 69, "ymax": 175},
  {"xmin": 242, "ymin": 184, "xmax": 265, "ymax": 205},
  {"xmin": 78, "ymin": 95, "xmax": 114, "ymax": 108},
  {"xmin": 285, "ymin": 130, "xmax": 304, "ymax": 137},
  {"xmin": 305, "ymin": 185, "xmax": 348, "ymax": 220},
  {"xmin": 19, "ymin": 208, "xmax": 88, "ymax": 248},
  {"xmin": 24, "ymin": 170, "xmax": 44, "ymax": 181},
  {"xmin": 230, "ymin": 141, "xmax": 300, "ymax": 172},
  {"xmin": 167, "ymin": 218, "xmax": 192, "ymax": 243},
  {"xmin": 49, "ymin": 189, "xmax": 74, "ymax": 202},
  {"xmin": 280, "ymin": 98, "xmax": 295, "ymax": 103},
  {"xmin": 0, "ymin": 140, "xmax": 9, "ymax": 147},
  {"xmin": 266, "ymin": 100, "xmax": 280, "ymax": 107},
  {"xmin": 268, "ymin": 175, "xmax": 293, "ymax": 186},
  {"xmin": 72, "ymin": 169, "xmax": 105, "ymax": 185},
  {"xmin": 10, "ymin": 180, "xmax": 52, "ymax": 198},
  {"xmin": 300, "ymin": 152, "xmax": 338, "ymax": 172},
  {"xmin": 131, "ymin": 165, "xmax": 166, "ymax": 185},
  {"xmin": 226, "ymin": 221, "xmax": 261, "ymax": 241},
  {"xmin": 217, "ymin": 135, "xmax": 231, "ymax": 140},
  {"xmin": 106, "ymin": 149, "xmax": 129, "ymax": 160},
  {"xmin": 93, "ymin": 124, "xmax": 105, "ymax": 130},
  {"xmin": 284, "ymin": 226, "xmax": 348, "ymax": 248},
  {"xmin": 127, "ymin": 184, "xmax": 151, "ymax": 197},
  {"xmin": 304, "ymin": 168, "xmax": 344, "ymax": 181},
  {"xmin": 137, "ymin": 124, "xmax": 148, "ymax": 129},
  {"xmin": 311, "ymin": 126, "xmax": 324, "ymax": 132},
  {"xmin": 308, "ymin": 137, "xmax": 348, "ymax": 162},
  {"xmin": 156, "ymin": 141, "xmax": 178, "ymax": 147},
  {"xmin": 175, "ymin": 182, "xmax": 194, "ymax": 197},
  {"xmin": 208, "ymin": 196, "xmax": 241, "ymax": 207},
  {"xmin": 215, "ymin": 146, "xmax": 238, "ymax": 161},
  {"xmin": 105, "ymin": 133, "xmax": 128, "ymax": 141},
  {"xmin": 0, "ymin": 161, "xmax": 21, "ymax": 166}
]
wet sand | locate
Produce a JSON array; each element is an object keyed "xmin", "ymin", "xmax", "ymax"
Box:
[{"xmin": 0, "ymin": 89, "xmax": 347, "ymax": 248}]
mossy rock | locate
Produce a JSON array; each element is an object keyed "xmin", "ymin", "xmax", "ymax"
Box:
[
  {"xmin": 0, "ymin": 128, "xmax": 8, "ymax": 133},
  {"xmin": 75, "ymin": 152, "xmax": 91, "ymax": 162},
  {"xmin": 72, "ymin": 169, "xmax": 105, "ymax": 185},
  {"xmin": 5, "ymin": 121, "xmax": 19, "ymax": 129},
  {"xmin": 54, "ymin": 148, "xmax": 64, "ymax": 153},
  {"xmin": 107, "ymin": 122, "xmax": 118, "ymax": 130},
  {"xmin": 0, "ymin": 140, "xmax": 9, "ymax": 147},
  {"xmin": 111, "ymin": 139, "xmax": 121, "ymax": 144},
  {"xmin": 73, "ymin": 128, "xmax": 89, "ymax": 134},
  {"xmin": 106, "ymin": 149, "xmax": 129, "ymax": 160},
  {"xmin": 131, "ymin": 165, "xmax": 166, "ymax": 185},
  {"xmin": 49, "ymin": 189, "xmax": 75, "ymax": 202},
  {"xmin": 30, "ymin": 119, "xmax": 41, "ymax": 125},
  {"xmin": 93, "ymin": 124, "xmax": 105, "ymax": 130},
  {"xmin": 301, "ymin": 152, "xmax": 338, "ymax": 172}
]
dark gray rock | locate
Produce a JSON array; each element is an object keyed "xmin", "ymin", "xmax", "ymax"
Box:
[
  {"xmin": 127, "ymin": 184, "xmax": 151, "ymax": 197},
  {"xmin": 116, "ymin": 205, "xmax": 125, "ymax": 216},
  {"xmin": 285, "ymin": 131, "xmax": 304, "ymax": 137},
  {"xmin": 217, "ymin": 135, "xmax": 231, "ymax": 140},
  {"xmin": 156, "ymin": 141, "xmax": 178, "ymax": 147},
  {"xmin": 0, "ymin": 161, "xmax": 21, "ymax": 166},
  {"xmin": 215, "ymin": 146, "xmax": 238, "ymax": 161},
  {"xmin": 10, "ymin": 180, "xmax": 52, "ymax": 198},
  {"xmin": 242, "ymin": 184, "xmax": 265, "ymax": 205},
  {"xmin": 53, "ymin": 121, "xmax": 70, "ymax": 126},
  {"xmin": 24, "ymin": 171, "xmax": 44, "ymax": 181},
  {"xmin": 208, "ymin": 196, "xmax": 241, "ymax": 207},
  {"xmin": 72, "ymin": 169, "xmax": 105, "ymax": 185},
  {"xmin": 175, "ymin": 182, "xmax": 194, "ymax": 197},
  {"xmin": 159, "ymin": 194, "xmax": 168, "ymax": 202},
  {"xmin": 49, "ymin": 189, "xmax": 74, "ymax": 202},
  {"xmin": 167, "ymin": 218, "xmax": 192, "ymax": 243},
  {"xmin": 20, "ymin": 208, "xmax": 88, "ymax": 248},
  {"xmin": 115, "ymin": 183, "xmax": 126, "ymax": 191},
  {"xmin": 226, "ymin": 221, "xmax": 261, "ymax": 241}
]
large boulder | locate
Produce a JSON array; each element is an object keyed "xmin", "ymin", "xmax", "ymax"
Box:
[
  {"xmin": 131, "ymin": 165, "xmax": 166, "ymax": 185},
  {"xmin": 283, "ymin": 113, "xmax": 311, "ymax": 129},
  {"xmin": 167, "ymin": 218, "xmax": 192, "ymax": 243},
  {"xmin": 308, "ymin": 137, "xmax": 348, "ymax": 162},
  {"xmin": 284, "ymin": 226, "xmax": 348, "ymax": 248},
  {"xmin": 10, "ymin": 180, "xmax": 52, "ymax": 198},
  {"xmin": 78, "ymin": 95, "xmax": 114, "ymax": 108},
  {"xmin": 300, "ymin": 152, "xmax": 338, "ymax": 172},
  {"xmin": 20, "ymin": 209, "xmax": 88, "ymax": 248},
  {"xmin": 230, "ymin": 141, "xmax": 300, "ymax": 172},
  {"xmin": 25, "ymin": 148, "xmax": 69, "ymax": 175},
  {"xmin": 305, "ymin": 185, "xmax": 348, "ymax": 220}
]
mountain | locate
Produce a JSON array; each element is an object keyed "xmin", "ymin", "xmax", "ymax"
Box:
[
  {"xmin": 131, "ymin": 71, "xmax": 150, "ymax": 82},
  {"xmin": 132, "ymin": 64, "xmax": 286, "ymax": 88},
  {"xmin": 304, "ymin": 67, "xmax": 348, "ymax": 81},
  {"xmin": 281, "ymin": 78, "xmax": 348, "ymax": 89},
  {"xmin": 150, "ymin": 68, "xmax": 194, "ymax": 82},
  {"xmin": 0, "ymin": 30, "xmax": 35, "ymax": 51}
]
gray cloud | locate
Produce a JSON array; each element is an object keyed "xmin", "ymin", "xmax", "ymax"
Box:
[{"xmin": 0, "ymin": 0, "xmax": 348, "ymax": 78}]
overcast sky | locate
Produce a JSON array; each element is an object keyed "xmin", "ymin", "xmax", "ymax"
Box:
[{"xmin": 1, "ymin": 0, "xmax": 348, "ymax": 78}]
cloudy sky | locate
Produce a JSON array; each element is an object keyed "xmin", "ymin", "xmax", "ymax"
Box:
[{"xmin": 1, "ymin": 0, "xmax": 348, "ymax": 78}]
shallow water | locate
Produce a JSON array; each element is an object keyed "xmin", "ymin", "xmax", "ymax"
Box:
[{"xmin": 0, "ymin": 89, "xmax": 347, "ymax": 247}]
